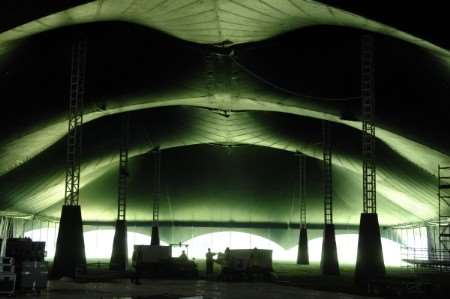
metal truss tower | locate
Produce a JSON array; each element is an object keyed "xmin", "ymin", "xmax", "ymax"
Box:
[
  {"xmin": 52, "ymin": 36, "xmax": 87, "ymax": 279},
  {"xmin": 152, "ymin": 148, "xmax": 161, "ymax": 225},
  {"xmin": 64, "ymin": 38, "xmax": 87, "ymax": 206},
  {"xmin": 117, "ymin": 113, "xmax": 130, "ymax": 221},
  {"xmin": 438, "ymin": 165, "xmax": 450, "ymax": 261},
  {"xmin": 205, "ymin": 52, "xmax": 216, "ymax": 103},
  {"xmin": 204, "ymin": 48, "xmax": 239, "ymax": 116},
  {"xmin": 298, "ymin": 152, "xmax": 307, "ymax": 229},
  {"xmin": 361, "ymin": 35, "xmax": 377, "ymax": 214},
  {"xmin": 110, "ymin": 113, "xmax": 130, "ymax": 271},
  {"xmin": 322, "ymin": 121, "xmax": 333, "ymax": 225},
  {"xmin": 355, "ymin": 34, "xmax": 385, "ymax": 284},
  {"xmin": 296, "ymin": 151, "xmax": 309, "ymax": 265},
  {"xmin": 320, "ymin": 121, "xmax": 339, "ymax": 275},
  {"xmin": 151, "ymin": 147, "xmax": 161, "ymax": 246}
]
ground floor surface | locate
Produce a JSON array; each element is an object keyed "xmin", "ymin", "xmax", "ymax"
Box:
[{"xmin": 13, "ymin": 279, "xmax": 377, "ymax": 299}]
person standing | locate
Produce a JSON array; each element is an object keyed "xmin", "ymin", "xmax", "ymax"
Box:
[
  {"xmin": 179, "ymin": 250, "xmax": 188, "ymax": 261},
  {"xmin": 205, "ymin": 248, "xmax": 216, "ymax": 276},
  {"xmin": 131, "ymin": 247, "xmax": 142, "ymax": 285}
]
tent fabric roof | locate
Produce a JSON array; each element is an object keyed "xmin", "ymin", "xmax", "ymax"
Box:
[
  {"xmin": 0, "ymin": 0, "xmax": 449, "ymax": 226},
  {"xmin": 1, "ymin": 0, "xmax": 448, "ymax": 55}
]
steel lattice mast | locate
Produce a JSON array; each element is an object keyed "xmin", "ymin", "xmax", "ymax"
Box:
[
  {"xmin": 204, "ymin": 48, "xmax": 239, "ymax": 117},
  {"xmin": 296, "ymin": 150, "xmax": 309, "ymax": 265},
  {"xmin": 438, "ymin": 165, "xmax": 450, "ymax": 263},
  {"xmin": 152, "ymin": 148, "xmax": 161, "ymax": 225},
  {"xmin": 52, "ymin": 36, "xmax": 88, "ymax": 279},
  {"xmin": 297, "ymin": 152, "xmax": 307, "ymax": 228},
  {"xmin": 361, "ymin": 35, "xmax": 377, "ymax": 214},
  {"xmin": 320, "ymin": 120, "xmax": 339, "ymax": 275},
  {"xmin": 117, "ymin": 113, "xmax": 130, "ymax": 221},
  {"xmin": 109, "ymin": 113, "xmax": 130, "ymax": 271},
  {"xmin": 355, "ymin": 34, "xmax": 385, "ymax": 284},
  {"xmin": 64, "ymin": 38, "xmax": 87, "ymax": 206},
  {"xmin": 322, "ymin": 121, "xmax": 333, "ymax": 225},
  {"xmin": 205, "ymin": 52, "xmax": 216, "ymax": 104},
  {"xmin": 150, "ymin": 147, "xmax": 161, "ymax": 246}
]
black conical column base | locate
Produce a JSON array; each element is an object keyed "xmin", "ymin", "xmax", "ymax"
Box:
[
  {"xmin": 151, "ymin": 225, "xmax": 160, "ymax": 246},
  {"xmin": 297, "ymin": 226, "xmax": 309, "ymax": 265},
  {"xmin": 320, "ymin": 224, "xmax": 340, "ymax": 275},
  {"xmin": 110, "ymin": 220, "xmax": 128, "ymax": 271},
  {"xmin": 355, "ymin": 213, "xmax": 385, "ymax": 285},
  {"xmin": 51, "ymin": 205, "xmax": 86, "ymax": 279}
]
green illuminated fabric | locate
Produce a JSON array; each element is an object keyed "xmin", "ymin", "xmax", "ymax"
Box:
[{"xmin": 0, "ymin": 0, "xmax": 449, "ymax": 226}]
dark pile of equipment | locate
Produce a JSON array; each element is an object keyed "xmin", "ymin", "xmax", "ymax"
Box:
[
  {"xmin": 4, "ymin": 238, "xmax": 48, "ymax": 293},
  {"xmin": 0, "ymin": 255, "xmax": 16, "ymax": 295},
  {"xmin": 216, "ymin": 249, "xmax": 274, "ymax": 281},
  {"xmin": 132, "ymin": 245, "xmax": 198, "ymax": 279}
]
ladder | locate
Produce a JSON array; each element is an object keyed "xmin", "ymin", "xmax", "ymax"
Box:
[
  {"xmin": 117, "ymin": 113, "xmax": 130, "ymax": 221},
  {"xmin": 361, "ymin": 34, "xmax": 377, "ymax": 214},
  {"xmin": 322, "ymin": 121, "xmax": 333, "ymax": 225},
  {"xmin": 152, "ymin": 148, "xmax": 161, "ymax": 225},
  {"xmin": 296, "ymin": 151, "xmax": 307, "ymax": 228},
  {"xmin": 204, "ymin": 49, "xmax": 239, "ymax": 115},
  {"xmin": 64, "ymin": 37, "xmax": 87, "ymax": 206},
  {"xmin": 438, "ymin": 165, "xmax": 450, "ymax": 260}
]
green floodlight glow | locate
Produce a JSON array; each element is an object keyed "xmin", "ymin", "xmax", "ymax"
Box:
[
  {"xmin": 25, "ymin": 227, "xmax": 58, "ymax": 259},
  {"xmin": 287, "ymin": 234, "xmax": 406, "ymax": 267},
  {"xmin": 175, "ymin": 232, "xmax": 408, "ymax": 265},
  {"xmin": 25, "ymin": 228, "xmax": 168, "ymax": 260},
  {"xmin": 179, "ymin": 231, "xmax": 295, "ymax": 261},
  {"xmin": 24, "ymin": 229, "xmax": 411, "ymax": 266},
  {"xmin": 83, "ymin": 229, "xmax": 168, "ymax": 259}
]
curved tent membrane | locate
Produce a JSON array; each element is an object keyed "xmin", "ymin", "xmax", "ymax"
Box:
[{"xmin": 0, "ymin": 0, "xmax": 449, "ymax": 261}]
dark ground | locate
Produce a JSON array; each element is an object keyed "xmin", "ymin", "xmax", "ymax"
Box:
[{"xmin": 62, "ymin": 260, "xmax": 450, "ymax": 298}]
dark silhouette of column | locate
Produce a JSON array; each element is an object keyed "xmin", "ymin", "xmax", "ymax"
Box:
[
  {"xmin": 151, "ymin": 147, "xmax": 161, "ymax": 246},
  {"xmin": 51, "ymin": 36, "xmax": 87, "ymax": 279},
  {"xmin": 320, "ymin": 121, "xmax": 339, "ymax": 275},
  {"xmin": 355, "ymin": 34, "xmax": 385, "ymax": 285},
  {"xmin": 110, "ymin": 113, "xmax": 130, "ymax": 271},
  {"xmin": 296, "ymin": 152, "xmax": 309, "ymax": 264}
]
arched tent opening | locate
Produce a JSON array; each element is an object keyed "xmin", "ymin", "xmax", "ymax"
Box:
[
  {"xmin": 23, "ymin": 227, "xmax": 410, "ymax": 266},
  {"xmin": 24, "ymin": 228, "xmax": 168, "ymax": 260},
  {"xmin": 1, "ymin": 0, "xmax": 449, "ymax": 296},
  {"xmin": 287, "ymin": 234, "xmax": 405, "ymax": 267}
]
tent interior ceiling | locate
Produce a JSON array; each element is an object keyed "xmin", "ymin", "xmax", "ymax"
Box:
[{"xmin": 0, "ymin": 0, "xmax": 449, "ymax": 227}]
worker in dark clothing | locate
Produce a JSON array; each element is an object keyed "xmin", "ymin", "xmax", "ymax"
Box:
[
  {"xmin": 220, "ymin": 247, "xmax": 233, "ymax": 280},
  {"xmin": 223, "ymin": 247, "xmax": 232, "ymax": 270},
  {"xmin": 206, "ymin": 248, "xmax": 216, "ymax": 276},
  {"xmin": 248, "ymin": 247, "xmax": 258, "ymax": 269},
  {"xmin": 247, "ymin": 247, "xmax": 258, "ymax": 280},
  {"xmin": 179, "ymin": 250, "xmax": 188, "ymax": 261},
  {"xmin": 131, "ymin": 248, "xmax": 142, "ymax": 285},
  {"xmin": 224, "ymin": 247, "xmax": 231, "ymax": 265}
]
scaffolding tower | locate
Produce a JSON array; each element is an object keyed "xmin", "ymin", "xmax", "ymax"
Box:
[
  {"xmin": 152, "ymin": 147, "xmax": 161, "ymax": 226},
  {"xmin": 323, "ymin": 121, "xmax": 333, "ymax": 224},
  {"xmin": 117, "ymin": 113, "xmax": 130, "ymax": 221},
  {"xmin": 64, "ymin": 37, "xmax": 87, "ymax": 206},
  {"xmin": 361, "ymin": 34, "xmax": 377, "ymax": 214},
  {"xmin": 204, "ymin": 49, "xmax": 239, "ymax": 115},
  {"xmin": 296, "ymin": 151, "xmax": 309, "ymax": 265},
  {"xmin": 52, "ymin": 36, "xmax": 88, "ymax": 279},
  {"xmin": 438, "ymin": 165, "xmax": 450, "ymax": 261},
  {"xmin": 205, "ymin": 52, "xmax": 216, "ymax": 104},
  {"xmin": 297, "ymin": 152, "xmax": 307, "ymax": 228}
]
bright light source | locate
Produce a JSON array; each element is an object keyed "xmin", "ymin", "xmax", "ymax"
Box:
[
  {"xmin": 287, "ymin": 234, "xmax": 403, "ymax": 266},
  {"xmin": 83, "ymin": 229, "xmax": 168, "ymax": 259},
  {"xmin": 180, "ymin": 231, "xmax": 293, "ymax": 261},
  {"xmin": 24, "ymin": 228, "xmax": 406, "ymax": 266},
  {"xmin": 25, "ymin": 228, "xmax": 166, "ymax": 260},
  {"xmin": 25, "ymin": 227, "xmax": 58, "ymax": 260}
]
